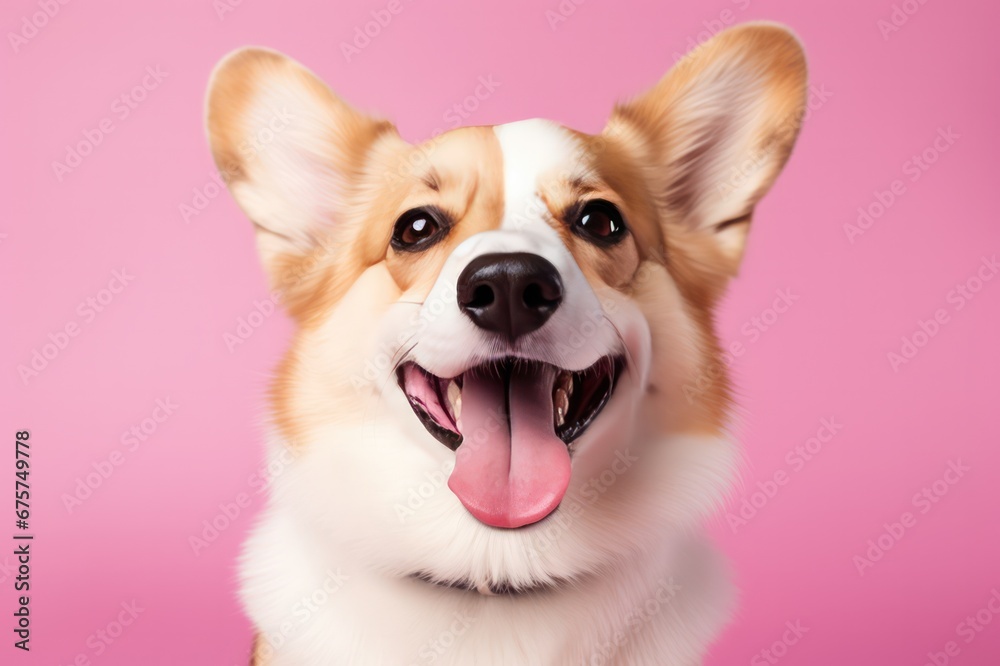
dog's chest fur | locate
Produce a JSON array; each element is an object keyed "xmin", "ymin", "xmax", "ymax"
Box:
[{"xmin": 244, "ymin": 497, "xmax": 732, "ymax": 666}]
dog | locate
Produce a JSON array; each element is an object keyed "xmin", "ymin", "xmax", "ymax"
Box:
[{"xmin": 205, "ymin": 21, "xmax": 807, "ymax": 665}]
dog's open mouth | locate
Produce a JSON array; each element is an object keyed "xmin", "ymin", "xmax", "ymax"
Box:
[{"xmin": 397, "ymin": 355, "xmax": 624, "ymax": 529}]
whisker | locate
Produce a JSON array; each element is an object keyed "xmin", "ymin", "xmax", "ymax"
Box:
[
  {"xmin": 389, "ymin": 333, "xmax": 418, "ymax": 368},
  {"xmin": 602, "ymin": 314, "xmax": 637, "ymax": 384},
  {"xmin": 362, "ymin": 337, "xmax": 418, "ymax": 427},
  {"xmin": 387, "ymin": 342, "xmax": 418, "ymax": 384}
]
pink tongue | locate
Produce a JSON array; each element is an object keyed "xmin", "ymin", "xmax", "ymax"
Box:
[{"xmin": 448, "ymin": 365, "xmax": 571, "ymax": 529}]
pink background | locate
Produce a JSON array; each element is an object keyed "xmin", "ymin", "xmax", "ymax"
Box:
[{"xmin": 3, "ymin": 0, "xmax": 999, "ymax": 663}]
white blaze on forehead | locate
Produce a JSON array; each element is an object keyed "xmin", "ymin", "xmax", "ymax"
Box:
[{"xmin": 493, "ymin": 119, "xmax": 588, "ymax": 234}]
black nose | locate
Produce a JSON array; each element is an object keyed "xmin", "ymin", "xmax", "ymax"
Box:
[{"xmin": 457, "ymin": 252, "xmax": 563, "ymax": 340}]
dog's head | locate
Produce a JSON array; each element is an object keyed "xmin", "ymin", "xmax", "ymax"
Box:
[{"xmin": 207, "ymin": 23, "xmax": 806, "ymax": 592}]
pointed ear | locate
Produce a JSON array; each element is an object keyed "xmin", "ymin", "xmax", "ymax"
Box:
[
  {"xmin": 205, "ymin": 47, "xmax": 400, "ymax": 292},
  {"xmin": 605, "ymin": 23, "xmax": 807, "ymax": 275}
]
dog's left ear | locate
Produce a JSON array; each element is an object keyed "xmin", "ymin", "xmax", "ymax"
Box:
[
  {"xmin": 605, "ymin": 22, "xmax": 807, "ymax": 275},
  {"xmin": 205, "ymin": 47, "xmax": 403, "ymax": 296}
]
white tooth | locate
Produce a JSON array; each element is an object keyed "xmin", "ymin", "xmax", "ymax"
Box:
[
  {"xmin": 555, "ymin": 387, "xmax": 569, "ymax": 411},
  {"xmin": 554, "ymin": 388, "xmax": 569, "ymax": 427},
  {"xmin": 557, "ymin": 372, "xmax": 574, "ymax": 398},
  {"xmin": 447, "ymin": 380, "xmax": 462, "ymax": 421}
]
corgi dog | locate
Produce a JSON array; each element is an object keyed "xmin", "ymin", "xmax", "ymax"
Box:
[{"xmin": 206, "ymin": 22, "xmax": 807, "ymax": 666}]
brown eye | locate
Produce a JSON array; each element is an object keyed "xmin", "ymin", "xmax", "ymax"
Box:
[
  {"xmin": 391, "ymin": 208, "xmax": 447, "ymax": 251},
  {"xmin": 574, "ymin": 200, "xmax": 627, "ymax": 245}
]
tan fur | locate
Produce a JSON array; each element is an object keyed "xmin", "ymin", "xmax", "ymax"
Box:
[{"xmin": 249, "ymin": 633, "xmax": 268, "ymax": 665}]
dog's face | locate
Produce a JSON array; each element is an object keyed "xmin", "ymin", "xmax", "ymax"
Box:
[{"xmin": 208, "ymin": 24, "xmax": 806, "ymax": 591}]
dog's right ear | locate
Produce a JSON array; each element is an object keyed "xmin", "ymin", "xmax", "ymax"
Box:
[
  {"xmin": 206, "ymin": 48, "xmax": 400, "ymax": 294},
  {"xmin": 604, "ymin": 23, "xmax": 807, "ymax": 282}
]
